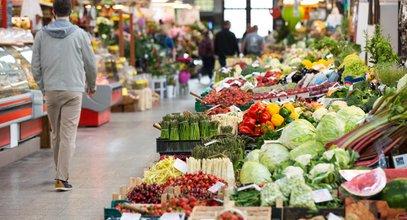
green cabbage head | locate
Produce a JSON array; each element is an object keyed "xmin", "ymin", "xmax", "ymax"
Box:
[
  {"xmin": 259, "ymin": 143, "xmax": 290, "ymax": 172},
  {"xmin": 337, "ymin": 106, "xmax": 365, "ymax": 133},
  {"xmin": 316, "ymin": 112, "xmax": 345, "ymax": 144},
  {"xmin": 240, "ymin": 161, "xmax": 272, "ymax": 184},
  {"xmin": 246, "ymin": 149, "xmax": 261, "ymax": 162},
  {"xmin": 279, "ymin": 119, "xmax": 316, "ymax": 150}
]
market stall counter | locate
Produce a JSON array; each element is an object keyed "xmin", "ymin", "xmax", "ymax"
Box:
[{"xmin": 79, "ymin": 82, "xmax": 123, "ymax": 127}]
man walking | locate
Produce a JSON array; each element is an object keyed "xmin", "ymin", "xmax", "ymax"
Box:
[
  {"xmin": 32, "ymin": 0, "xmax": 97, "ymax": 191},
  {"xmin": 241, "ymin": 25, "xmax": 265, "ymax": 56},
  {"xmin": 214, "ymin": 21, "xmax": 239, "ymax": 67}
]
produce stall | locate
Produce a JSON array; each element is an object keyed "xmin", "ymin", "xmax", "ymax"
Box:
[{"xmin": 104, "ymin": 26, "xmax": 407, "ymax": 220}]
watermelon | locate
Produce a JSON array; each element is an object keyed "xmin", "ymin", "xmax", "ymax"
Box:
[
  {"xmin": 341, "ymin": 168, "xmax": 387, "ymax": 197},
  {"xmin": 385, "ymin": 168, "xmax": 407, "ymax": 182},
  {"xmin": 381, "ymin": 178, "xmax": 407, "ymax": 209}
]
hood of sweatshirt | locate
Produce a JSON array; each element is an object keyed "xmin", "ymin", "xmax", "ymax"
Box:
[{"xmin": 43, "ymin": 19, "xmax": 78, "ymax": 39}]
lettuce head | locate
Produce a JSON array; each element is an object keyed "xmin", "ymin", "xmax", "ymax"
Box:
[
  {"xmin": 259, "ymin": 143, "xmax": 290, "ymax": 172},
  {"xmin": 246, "ymin": 149, "xmax": 261, "ymax": 162},
  {"xmin": 279, "ymin": 119, "xmax": 316, "ymax": 150},
  {"xmin": 337, "ymin": 106, "xmax": 365, "ymax": 133},
  {"xmin": 316, "ymin": 112, "xmax": 345, "ymax": 144},
  {"xmin": 289, "ymin": 140, "xmax": 325, "ymax": 161},
  {"xmin": 240, "ymin": 161, "xmax": 272, "ymax": 184}
]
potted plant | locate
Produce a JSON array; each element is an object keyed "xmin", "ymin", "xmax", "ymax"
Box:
[{"xmin": 167, "ymin": 75, "xmax": 177, "ymax": 98}]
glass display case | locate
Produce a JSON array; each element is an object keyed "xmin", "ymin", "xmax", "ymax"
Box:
[{"xmin": 0, "ymin": 46, "xmax": 31, "ymax": 98}]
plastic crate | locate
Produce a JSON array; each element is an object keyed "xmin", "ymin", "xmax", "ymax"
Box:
[
  {"xmin": 104, "ymin": 200, "xmax": 162, "ymax": 220},
  {"xmin": 104, "ymin": 200, "xmax": 128, "ymax": 220},
  {"xmin": 156, "ymin": 138, "xmax": 202, "ymax": 154}
]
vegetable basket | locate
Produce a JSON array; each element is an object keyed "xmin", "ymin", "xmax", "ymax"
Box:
[
  {"xmin": 194, "ymin": 101, "xmax": 253, "ymax": 113},
  {"xmin": 156, "ymin": 138, "xmax": 202, "ymax": 155},
  {"xmin": 104, "ymin": 200, "xmax": 161, "ymax": 220},
  {"xmin": 190, "ymin": 206, "xmax": 271, "ymax": 220}
]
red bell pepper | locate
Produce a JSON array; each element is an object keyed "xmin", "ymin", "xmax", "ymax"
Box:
[
  {"xmin": 239, "ymin": 124, "xmax": 253, "ymax": 134},
  {"xmin": 248, "ymin": 102, "xmax": 265, "ymax": 118},
  {"xmin": 241, "ymin": 116, "xmax": 256, "ymax": 130},
  {"xmin": 253, "ymin": 125, "xmax": 262, "ymax": 136},
  {"xmin": 259, "ymin": 111, "xmax": 271, "ymax": 123}
]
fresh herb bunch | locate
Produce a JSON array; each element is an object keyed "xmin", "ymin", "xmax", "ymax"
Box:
[
  {"xmin": 374, "ymin": 63, "xmax": 407, "ymax": 87},
  {"xmin": 365, "ymin": 25, "xmax": 399, "ymax": 64}
]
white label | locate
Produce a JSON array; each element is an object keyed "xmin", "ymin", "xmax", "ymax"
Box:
[
  {"xmin": 237, "ymin": 184, "xmax": 261, "ymax": 192},
  {"xmin": 120, "ymin": 213, "xmax": 141, "ymax": 220},
  {"xmin": 312, "ymin": 189, "xmax": 333, "ymax": 203},
  {"xmin": 208, "ymin": 182, "xmax": 225, "ymax": 193},
  {"xmin": 327, "ymin": 212, "xmax": 342, "ymax": 220},
  {"xmin": 160, "ymin": 213, "xmax": 184, "ymax": 220},
  {"xmin": 173, "ymin": 159, "xmax": 188, "ymax": 174}
]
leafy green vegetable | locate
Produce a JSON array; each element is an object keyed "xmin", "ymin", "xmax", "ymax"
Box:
[
  {"xmin": 257, "ymin": 129, "xmax": 282, "ymax": 148},
  {"xmin": 230, "ymin": 189, "xmax": 261, "ymax": 207},
  {"xmin": 240, "ymin": 161, "xmax": 272, "ymax": 184},
  {"xmin": 289, "ymin": 140, "xmax": 325, "ymax": 161},
  {"xmin": 309, "ymin": 163, "xmax": 336, "ymax": 184},
  {"xmin": 246, "ymin": 149, "xmax": 261, "ymax": 162},
  {"xmin": 329, "ymin": 101, "xmax": 348, "ymax": 112},
  {"xmin": 345, "ymin": 81, "xmax": 380, "ymax": 112},
  {"xmin": 283, "ymin": 166, "xmax": 304, "ymax": 179},
  {"xmin": 337, "ymin": 106, "xmax": 366, "ymax": 132},
  {"xmin": 279, "ymin": 119, "xmax": 316, "ymax": 150},
  {"xmin": 316, "ymin": 112, "xmax": 346, "ymax": 144},
  {"xmin": 339, "ymin": 54, "xmax": 368, "ymax": 81},
  {"xmin": 259, "ymin": 143, "xmax": 290, "ymax": 172},
  {"xmin": 312, "ymin": 107, "xmax": 329, "ymax": 122}
]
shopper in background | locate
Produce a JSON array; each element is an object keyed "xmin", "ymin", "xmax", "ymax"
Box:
[
  {"xmin": 31, "ymin": 0, "xmax": 97, "ymax": 191},
  {"xmin": 241, "ymin": 25, "xmax": 265, "ymax": 56},
  {"xmin": 214, "ymin": 20, "xmax": 239, "ymax": 67},
  {"xmin": 198, "ymin": 31, "xmax": 215, "ymax": 82}
]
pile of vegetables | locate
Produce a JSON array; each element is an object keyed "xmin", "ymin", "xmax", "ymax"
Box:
[
  {"xmin": 163, "ymin": 171, "xmax": 226, "ymax": 200},
  {"xmin": 329, "ymin": 78, "xmax": 407, "ymax": 166},
  {"xmin": 159, "ymin": 113, "xmax": 216, "ymax": 140},
  {"xmin": 365, "ymin": 25, "xmax": 399, "ymax": 65},
  {"xmin": 238, "ymin": 102, "xmax": 298, "ymax": 136},
  {"xmin": 203, "ymin": 87, "xmax": 253, "ymax": 107},
  {"xmin": 339, "ymin": 54, "xmax": 368, "ymax": 81},
  {"xmin": 119, "ymin": 197, "xmax": 216, "ymax": 217},
  {"xmin": 143, "ymin": 156, "xmax": 183, "ymax": 185},
  {"xmin": 127, "ymin": 183, "xmax": 162, "ymax": 204},
  {"xmin": 192, "ymin": 136, "xmax": 247, "ymax": 165},
  {"xmin": 186, "ymin": 157, "xmax": 235, "ymax": 185}
]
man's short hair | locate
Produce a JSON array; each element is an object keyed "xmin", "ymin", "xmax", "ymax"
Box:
[
  {"xmin": 223, "ymin": 20, "xmax": 231, "ymax": 28},
  {"xmin": 53, "ymin": 0, "xmax": 72, "ymax": 17}
]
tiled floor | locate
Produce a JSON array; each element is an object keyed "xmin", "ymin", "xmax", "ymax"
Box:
[{"xmin": 0, "ymin": 79, "xmax": 208, "ymax": 219}]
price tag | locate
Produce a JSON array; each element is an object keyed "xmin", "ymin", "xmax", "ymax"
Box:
[
  {"xmin": 173, "ymin": 158, "xmax": 188, "ymax": 174},
  {"xmin": 312, "ymin": 189, "xmax": 333, "ymax": 203},
  {"xmin": 208, "ymin": 182, "xmax": 225, "ymax": 193},
  {"xmin": 237, "ymin": 184, "xmax": 261, "ymax": 192},
  {"xmin": 327, "ymin": 212, "xmax": 342, "ymax": 220},
  {"xmin": 120, "ymin": 213, "xmax": 141, "ymax": 220},
  {"xmin": 160, "ymin": 212, "xmax": 185, "ymax": 220}
]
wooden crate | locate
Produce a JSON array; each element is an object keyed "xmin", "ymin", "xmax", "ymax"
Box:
[{"xmin": 190, "ymin": 206, "xmax": 271, "ymax": 220}]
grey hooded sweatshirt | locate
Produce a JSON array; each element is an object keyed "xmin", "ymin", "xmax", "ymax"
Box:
[{"xmin": 32, "ymin": 19, "xmax": 97, "ymax": 93}]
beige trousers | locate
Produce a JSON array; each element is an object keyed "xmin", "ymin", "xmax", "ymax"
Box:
[{"xmin": 45, "ymin": 91, "xmax": 82, "ymax": 181}]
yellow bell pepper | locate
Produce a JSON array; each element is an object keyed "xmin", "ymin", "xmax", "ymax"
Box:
[
  {"xmin": 266, "ymin": 103, "xmax": 280, "ymax": 116},
  {"xmin": 271, "ymin": 114, "xmax": 284, "ymax": 127}
]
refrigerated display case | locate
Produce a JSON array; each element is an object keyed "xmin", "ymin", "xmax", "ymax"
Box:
[{"xmin": 0, "ymin": 46, "xmax": 45, "ymax": 153}]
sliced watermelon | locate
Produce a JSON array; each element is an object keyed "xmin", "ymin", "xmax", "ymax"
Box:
[
  {"xmin": 385, "ymin": 168, "xmax": 407, "ymax": 182},
  {"xmin": 341, "ymin": 168, "xmax": 387, "ymax": 197}
]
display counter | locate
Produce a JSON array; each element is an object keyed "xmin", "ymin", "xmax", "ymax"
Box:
[
  {"xmin": 0, "ymin": 45, "xmax": 46, "ymax": 167},
  {"xmin": 79, "ymin": 82, "xmax": 123, "ymax": 127}
]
